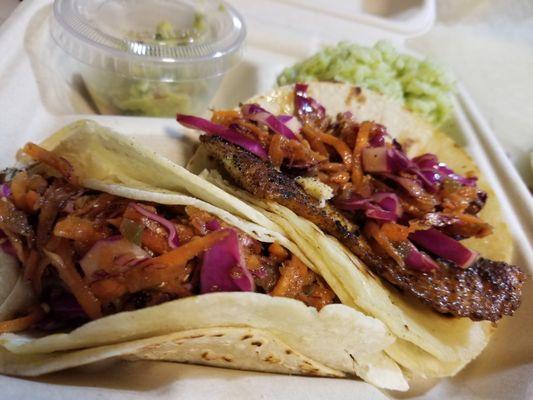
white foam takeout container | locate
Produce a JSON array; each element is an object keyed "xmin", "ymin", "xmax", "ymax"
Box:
[{"xmin": 0, "ymin": 0, "xmax": 531, "ymax": 399}]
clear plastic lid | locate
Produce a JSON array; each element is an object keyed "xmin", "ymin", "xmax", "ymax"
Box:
[{"xmin": 51, "ymin": 0, "xmax": 246, "ymax": 80}]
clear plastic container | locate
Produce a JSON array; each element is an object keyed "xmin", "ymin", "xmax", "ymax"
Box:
[{"xmin": 51, "ymin": 0, "xmax": 246, "ymax": 117}]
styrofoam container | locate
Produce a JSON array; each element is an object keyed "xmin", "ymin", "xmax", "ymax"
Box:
[{"xmin": 0, "ymin": 1, "xmax": 531, "ymax": 399}]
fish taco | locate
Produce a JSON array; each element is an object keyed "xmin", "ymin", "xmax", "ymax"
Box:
[
  {"xmin": 0, "ymin": 120, "xmax": 407, "ymax": 390},
  {"xmin": 178, "ymin": 82, "xmax": 526, "ymax": 379}
]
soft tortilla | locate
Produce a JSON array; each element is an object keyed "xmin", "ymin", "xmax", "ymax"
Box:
[
  {"xmin": 0, "ymin": 122, "xmax": 407, "ymax": 390},
  {"xmin": 189, "ymin": 82, "xmax": 513, "ymax": 378},
  {"xmin": 0, "ymin": 327, "xmax": 344, "ymax": 378},
  {"xmin": 0, "ymin": 292, "xmax": 405, "ymax": 390}
]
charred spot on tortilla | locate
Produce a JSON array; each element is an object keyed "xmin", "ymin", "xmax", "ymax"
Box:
[
  {"xmin": 345, "ymin": 86, "xmax": 364, "ymax": 105},
  {"xmin": 199, "ymin": 127, "xmax": 524, "ymax": 322},
  {"xmin": 185, "ymin": 334, "xmax": 205, "ymax": 339},
  {"xmin": 264, "ymin": 355, "xmax": 280, "ymax": 363}
]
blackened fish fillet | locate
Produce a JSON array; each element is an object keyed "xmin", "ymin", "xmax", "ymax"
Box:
[{"xmin": 201, "ymin": 135, "xmax": 525, "ymax": 321}]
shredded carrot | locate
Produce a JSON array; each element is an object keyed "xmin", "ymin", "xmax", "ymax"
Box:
[
  {"xmin": 141, "ymin": 229, "xmax": 170, "ymax": 255},
  {"xmin": 268, "ymin": 242, "xmax": 289, "ymax": 261},
  {"xmin": 365, "ymin": 222, "xmax": 404, "ymax": 266},
  {"xmin": 91, "ymin": 230, "xmax": 229, "ymax": 302},
  {"xmin": 329, "ymin": 170, "xmax": 350, "ymax": 185},
  {"xmin": 149, "ymin": 230, "xmax": 228, "ymax": 270},
  {"xmin": 90, "ymin": 279, "xmax": 127, "ymax": 303},
  {"xmin": 351, "ymin": 121, "xmax": 372, "ymax": 196},
  {"xmin": 28, "ymin": 173, "xmax": 48, "ymax": 192},
  {"xmin": 123, "ymin": 204, "xmax": 171, "ymax": 253},
  {"xmin": 211, "ymin": 110, "xmax": 240, "ymax": 125},
  {"xmin": 270, "ymin": 256, "xmax": 312, "ymax": 297},
  {"xmin": 379, "ymin": 218, "xmax": 434, "ymax": 243},
  {"xmin": 54, "ymin": 215, "xmax": 109, "ymax": 244},
  {"xmin": 25, "ymin": 190, "xmax": 40, "ymax": 211},
  {"xmin": 380, "ymin": 222, "xmax": 419, "ymax": 242},
  {"xmin": 185, "ymin": 205, "xmax": 225, "ymax": 235},
  {"xmin": 22, "ymin": 143, "xmax": 78, "ymax": 186},
  {"xmin": 298, "ymin": 278, "xmax": 337, "ymax": 310},
  {"xmin": 440, "ymin": 184, "xmax": 479, "ymax": 213},
  {"xmin": 44, "ymin": 241, "xmax": 102, "ymax": 319},
  {"xmin": 303, "ymin": 125, "xmax": 353, "ymax": 168},
  {"xmin": 32, "ymin": 259, "xmax": 50, "ymax": 295},
  {"xmin": 9, "ymin": 172, "xmax": 41, "ymax": 212},
  {"xmin": 238, "ymin": 120, "xmax": 272, "ymax": 144},
  {"xmin": 10, "ymin": 171, "xmax": 29, "ymax": 210},
  {"xmin": 318, "ymin": 162, "xmax": 345, "ymax": 172},
  {"xmin": 270, "ymin": 256, "xmax": 335, "ymax": 310},
  {"xmin": 243, "ymin": 252, "xmax": 262, "ymax": 271},
  {"xmin": 301, "ymin": 125, "xmax": 329, "ymax": 156},
  {"xmin": 23, "ymin": 249, "xmax": 40, "ymax": 281},
  {"xmin": 439, "ymin": 212, "xmax": 493, "ymax": 238},
  {"xmin": 176, "ymin": 224, "xmax": 195, "ymax": 243},
  {"xmin": 0, "ymin": 306, "xmax": 45, "ymax": 333},
  {"xmin": 268, "ymin": 133, "xmax": 287, "ymax": 168}
]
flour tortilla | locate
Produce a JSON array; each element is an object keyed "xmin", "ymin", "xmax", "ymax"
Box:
[
  {"xmin": 0, "ymin": 327, "xmax": 345, "ymax": 378},
  {"xmin": 0, "ymin": 121, "xmax": 407, "ymax": 391},
  {"xmin": 0, "ymin": 293, "xmax": 405, "ymax": 389},
  {"xmin": 189, "ymin": 82, "xmax": 513, "ymax": 378}
]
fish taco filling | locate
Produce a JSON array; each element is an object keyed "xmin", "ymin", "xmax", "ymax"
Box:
[
  {"xmin": 0, "ymin": 143, "xmax": 337, "ymax": 333},
  {"xmin": 178, "ymin": 83, "xmax": 525, "ymax": 322}
]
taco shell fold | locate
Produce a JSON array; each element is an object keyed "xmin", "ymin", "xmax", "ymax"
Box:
[
  {"xmin": 187, "ymin": 83, "xmax": 513, "ymax": 379},
  {"xmin": 0, "ymin": 120, "xmax": 408, "ymax": 391}
]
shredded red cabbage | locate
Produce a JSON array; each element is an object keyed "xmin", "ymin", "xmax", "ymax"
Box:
[
  {"xmin": 131, "ymin": 203, "xmax": 180, "ymax": 248},
  {"xmin": 369, "ymin": 124, "xmax": 388, "ymax": 147},
  {"xmin": 362, "ymin": 147, "xmax": 391, "ymax": 173},
  {"xmin": 413, "ymin": 154, "xmax": 478, "ymax": 187},
  {"xmin": 278, "ymin": 114, "xmax": 303, "ymax": 134},
  {"xmin": 79, "ymin": 237, "xmax": 148, "ymax": 279},
  {"xmin": 409, "ymin": 228, "xmax": 479, "ymax": 268},
  {"xmin": 386, "ymin": 146, "xmax": 438, "ymax": 192},
  {"xmin": 0, "ymin": 184, "xmax": 11, "ymax": 198},
  {"xmin": 177, "ymin": 114, "xmax": 268, "ymax": 160},
  {"xmin": 294, "ymin": 83, "xmax": 326, "ymax": 121},
  {"xmin": 336, "ymin": 192, "xmax": 402, "ymax": 221},
  {"xmin": 362, "ymin": 144, "xmax": 478, "ymax": 192},
  {"xmin": 113, "ymin": 253, "xmax": 150, "ymax": 267},
  {"xmin": 200, "ymin": 229, "xmax": 255, "ymax": 293},
  {"xmin": 404, "ymin": 242, "xmax": 440, "ymax": 272},
  {"xmin": 381, "ymin": 173, "xmax": 427, "ymax": 198},
  {"xmin": 241, "ymin": 104, "xmax": 298, "ymax": 139},
  {"xmin": 206, "ymin": 219, "xmax": 221, "ymax": 231}
]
